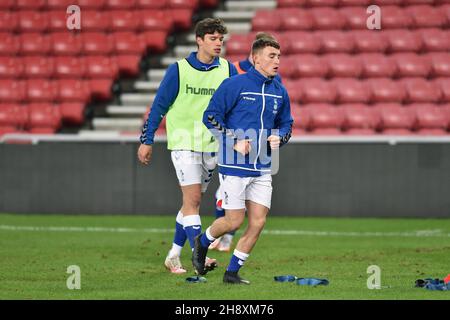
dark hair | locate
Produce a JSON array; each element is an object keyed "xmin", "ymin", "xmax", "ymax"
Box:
[
  {"xmin": 194, "ymin": 18, "xmax": 228, "ymax": 39},
  {"xmin": 251, "ymin": 38, "xmax": 280, "ymax": 54},
  {"xmin": 254, "ymin": 32, "xmax": 276, "ymax": 41}
]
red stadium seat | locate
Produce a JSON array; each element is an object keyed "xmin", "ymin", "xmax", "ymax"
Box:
[
  {"xmin": 291, "ymin": 104, "xmax": 311, "ymax": 130},
  {"xmin": 0, "ymin": 0, "xmax": 14, "ymax": 9},
  {"xmin": 311, "ymin": 8, "xmax": 346, "ymax": 30},
  {"xmin": 324, "ymin": 54, "xmax": 362, "ymax": 78},
  {"xmin": 385, "ymin": 30, "xmax": 423, "ymax": 53},
  {"xmin": 169, "ymin": 9, "xmax": 193, "ymax": 30},
  {"xmin": 82, "ymin": 33, "xmax": 114, "ymax": 55},
  {"xmin": 0, "ymin": 80, "xmax": 25, "ymax": 103},
  {"xmin": 278, "ymin": 56, "xmax": 297, "ymax": 79},
  {"xmin": 279, "ymin": 9, "xmax": 314, "ymax": 31},
  {"xmin": 318, "ymin": 31, "xmax": 354, "ymax": 53},
  {"xmin": 378, "ymin": 105, "xmax": 416, "ymax": 133},
  {"xmin": 50, "ymin": 33, "xmax": 82, "ymax": 56},
  {"xmin": 88, "ymin": 79, "xmax": 114, "ymax": 101},
  {"xmin": 84, "ymin": 56, "xmax": 119, "ymax": 79},
  {"xmin": 169, "ymin": 0, "xmax": 198, "ymax": 9},
  {"xmin": 81, "ymin": 11, "xmax": 111, "ymax": 32},
  {"xmin": 441, "ymin": 4, "xmax": 450, "ymax": 26},
  {"xmin": 57, "ymin": 80, "xmax": 90, "ymax": 103},
  {"xmin": 403, "ymin": 0, "xmax": 436, "ymax": 4},
  {"xmin": 417, "ymin": 29, "xmax": 450, "ymax": 52},
  {"xmin": 47, "ymin": 10, "xmax": 69, "ymax": 32},
  {"xmin": 0, "ymin": 104, "xmax": 28, "ymax": 129},
  {"xmin": 283, "ymin": 79, "xmax": 303, "ymax": 103},
  {"xmin": 252, "ymin": 10, "xmax": 280, "ymax": 31},
  {"xmin": 283, "ymin": 31, "xmax": 321, "ymax": 54},
  {"xmin": 308, "ymin": 105, "xmax": 345, "ymax": 133},
  {"xmin": 23, "ymin": 57, "xmax": 55, "ymax": 79},
  {"xmin": 372, "ymin": 0, "xmax": 403, "ymax": 6},
  {"xmin": 114, "ymin": 55, "xmax": 142, "ymax": 77},
  {"xmin": 334, "ymin": 79, "xmax": 371, "ymax": 103},
  {"xmin": 226, "ymin": 34, "xmax": 252, "ymax": 55},
  {"xmin": 18, "ymin": 11, "xmax": 48, "ymax": 33},
  {"xmin": 26, "ymin": 80, "xmax": 58, "ymax": 102},
  {"xmin": 17, "ymin": 0, "xmax": 46, "ymax": 9},
  {"xmin": 29, "ymin": 103, "xmax": 62, "ymax": 133},
  {"xmin": 19, "ymin": 33, "xmax": 51, "ymax": 56},
  {"xmin": 109, "ymin": 10, "xmax": 140, "ymax": 32},
  {"xmin": 301, "ymin": 79, "xmax": 337, "ymax": 103},
  {"xmin": 140, "ymin": 31, "xmax": 169, "ymax": 52},
  {"xmin": 136, "ymin": 0, "xmax": 168, "ymax": 9},
  {"xmin": 367, "ymin": 79, "xmax": 406, "ymax": 103},
  {"xmin": 0, "ymin": 34, "xmax": 19, "ymax": 56},
  {"xmin": 428, "ymin": 53, "xmax": 450, "ymax": 77},
  {"xmin": 59, "ymin": 103, "xmax": 86, "ymax": 125},
  {"xmin": 0, "ymin": 12, "xmax": 18, "ymax": 32},
  {"xmin": 76, "ymin": 0, "xmax": 107, "ymax": 9},
  {"xmin": 307, "ymin": 0, "xmax": 339, "ymax": 6},
  {"xmin": 406, "ymin": 5, "xmax": 447, "ymax": 28},
  {"xmin": 352, "ymin": 30, "xmax": 388, "ymax": 53},
  {"xmin": 54, "ymin": 57, "xmax": 85, "ymax": 79},
  {"xmin": 112, "ymin": 32, "xmax": 146, "ymax": 54},
  {"xmin": 338, "ymin": 0, "xmax": 369, "ymax": 5},
  {"xmin": 434, "ymin": 78, "xmax": 450, "ymax": 102},
  {"xmin": 138, "ymin": 10, "xmax": 173, "ymax": 32},
  {"xmin": 339, "ymin": 7, "xmax": 367, "ymax": 30},
  {"xmin": 343, "ymin": 105, "xmax": 380, "ymax": 131},
  {"xmin": 278, "ymin": 0, "xmax": 307, "ymax": 6},
  {"xmin": 402, "ymin": 78, "xmax": 442, "ymax": 103},
  {"xmin": 381, "ymin": 6, "xmax": 412, "ymax": 29},
  {"xmin": 0, "ymin": 58, "xmax": 23, "ymax": 79},
  {"xmin": 293, "ymin": 54, "xmax": 328, "ymax": 78},
  {"xmin": 392, "ymin": 53, "xmax": 431, "ymax": 78},
  {"xmin": 46, "ymin": 0, "xmax": 76, "ymax": 9},
  {"xmin": 105, "ymin": 0, "xmax": 136, "ymax": 9},
  {"xmin": 360, "ymin": 53, "xmax": 397, "ymax": 78},
  {"xmin": 412, "ymin": 103, "xmax": 449, "ymax": 132}
]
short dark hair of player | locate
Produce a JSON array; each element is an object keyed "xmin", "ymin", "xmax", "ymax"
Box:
[
  {"xmin": 254, "ymin": 32, "xmax": 276, "ymax": 41},
  {"xmin": 251, "ymin": 38, "xmax": 281, "ymax": 55},
  {"xmin": 194, "ymin": 18, "xmax": 228, "ymax": 39}
]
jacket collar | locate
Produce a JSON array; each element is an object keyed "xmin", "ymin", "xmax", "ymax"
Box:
[
  {"xmin": 239, "ymin": 58, "xmax": 253, "ymax": 72},
  {"xmin": 186, "ymin": 52, "xmax": 221, "ymax": 71},
  {"xmin": 247, "ymin": 66, "xmax": 274, "ymax": 84}
]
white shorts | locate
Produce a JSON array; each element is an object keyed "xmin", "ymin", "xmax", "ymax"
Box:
[
  {"xmin": 219, "ymin": 173, "xmax": 273, "ymax": 210},
  {"xmin": 171, "ymin": 151, "xmax": 218, "ymax": 193}
]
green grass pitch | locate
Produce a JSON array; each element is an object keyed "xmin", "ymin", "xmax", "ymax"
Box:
[{"xmin": 0, "ymin": 213, "xmax": 449, "ymax": 300}]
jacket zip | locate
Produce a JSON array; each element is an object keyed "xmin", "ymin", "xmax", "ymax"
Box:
[{"xmin": 254, "ymin": 82, "xmax": 266, "ymax": 170}]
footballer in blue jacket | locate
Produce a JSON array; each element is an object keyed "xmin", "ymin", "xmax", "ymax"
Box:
[{"xmin": 193, "ymin": 37, "xmax": 293, "ymax": 284}]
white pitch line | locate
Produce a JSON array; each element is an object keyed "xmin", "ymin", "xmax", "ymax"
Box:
[{"xmin": 0, "ymin": 225, "xmax": 449, "ymax": 238}]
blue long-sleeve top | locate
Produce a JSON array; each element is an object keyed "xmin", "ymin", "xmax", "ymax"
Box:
[
  {"xmin": 140, "ymin": 52, "xmax": 238, "ymax": 145},
  {"xmin": 202, "ymin": 67, "xmax": 293, "ymax": 177}
]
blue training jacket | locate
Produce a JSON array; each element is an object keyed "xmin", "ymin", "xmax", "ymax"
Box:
[
  {"xmin": 139, "ymin": 52, "xmax": 238, "ymax": 145},
  {"xmin": 202, "ymin": 66, "xmax": 293, "ymax": 177}
]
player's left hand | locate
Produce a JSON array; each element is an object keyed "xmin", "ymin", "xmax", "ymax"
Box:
[{"xmin": 267, "ymin": 135, "xmax": 281, "ymax": 149}]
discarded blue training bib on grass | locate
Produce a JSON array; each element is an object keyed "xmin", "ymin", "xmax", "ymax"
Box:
[
  {"xmin": 296, "ymin": 278, "xmax": 329, "ymax": 287},
  {"xmin": 274, "ymin": 275, "xmax": 297, "ymax": 282},
  {"xmin": 186, "ymin": 276, "xmax": 207, "ymax": 283}
]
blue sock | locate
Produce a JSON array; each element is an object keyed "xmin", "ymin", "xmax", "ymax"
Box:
[
  {"xmin": 200, "ymin": 227, "xmax": 216, "ymax": 248},
  {"xmin": 173, "ymin": 212, "xmax": 187, "ymax": 247},
  {"xmin": 226, "ymin": 250, "xmax": 249, "ymax": 272},
  {"xmin": 183, "ymin": 215, "xmax": 202, "ymax": 250}
]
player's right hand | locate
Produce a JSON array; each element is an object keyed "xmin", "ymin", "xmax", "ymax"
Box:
[
  {"xmin": 233, "ymin": 139, "xmax": 252, "ymax": 156},
  {"xmin": 137, "ymin": 144, "xmax": 153, "ymax": 165}
]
